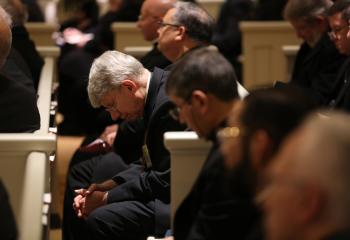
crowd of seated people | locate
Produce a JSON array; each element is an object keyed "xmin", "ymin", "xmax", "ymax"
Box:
[{"xmin": 4, "ymin": 0, "xmax": 350, "ymax": 240}]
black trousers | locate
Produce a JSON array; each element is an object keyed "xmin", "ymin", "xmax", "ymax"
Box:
[{"xmin": 62, "ymin": 152, "xmax": 156, "ymax": 240}]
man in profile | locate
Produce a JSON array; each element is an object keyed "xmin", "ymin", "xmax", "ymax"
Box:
[{"xmin": 137, "ymin": 0, "xmax": 174, "ymax": 70}]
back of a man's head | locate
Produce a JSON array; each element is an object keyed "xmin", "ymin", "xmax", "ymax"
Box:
[
  {"xmin": 240, "ymin": 87, "xmax": 317, "ymax": 164},
  {"xmin": 284, "ymin": 0, "xmax": 332, "ymax": 22},
  {"xmin": 172, "ymin": 1, "xmax": 214, "ymax": 44},
  {"xmin": 166, "ymin": 47, "xmax": 238, "ymax": 102},
  {"xmin": 0, "ymin": 5, "xmax": 11, "ymax": 68}
]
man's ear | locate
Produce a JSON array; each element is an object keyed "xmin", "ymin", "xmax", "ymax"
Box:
[
  {"xmin": 175, "ymin": 26, "xmax": 187, "ymax": 41},
  {"xmin": 121, "ymin": 80, "xmax": 137, "ymax": 92},
  {"xmin": 191, "ymin": 90, "xmax": 209, "ymax": 113},
  {"xmin": 250, "ymin": 130, "xmax": 273, "ymax": 171}
]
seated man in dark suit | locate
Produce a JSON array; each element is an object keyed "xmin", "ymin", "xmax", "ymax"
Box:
[
  {"xmin": 137, "ymin": 0, "xmax": 173, "ymax": 71},
  {"xmin": 277, "ymin": 0, "xmax": 346, "ymax": 105},
  {"xmin": 63, "ymin": 51, "xmax": 185, "ymax": 240},
  {"xmin": 259, "ymin": 111, "xmax": 350, "ymax": 240},
  {"xmin": 327, "ymin": 0, "xmax": 350, "ymax": 111},
  {"xmin": 165, "ymin": 48, "xmax": 316, "ymax": 240},
  {"xmin": 0, "ymin": 5, "xmax": 40, "ymax": 133}
]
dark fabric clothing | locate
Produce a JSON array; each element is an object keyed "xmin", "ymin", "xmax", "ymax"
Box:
[
  {"xmin": 254, "ymin": 0, "xmax": 288, "ymax": 20},
  {"xmin": 323, "ymin": 231, "xmax": 350, "ymax": 240},
  {"xmin": 140, "ymin": 43, "xmax": 172, "ymax": 71},
  {"xmin": 22, "ymin": 0, "xmax": 45, "ymax": 22},
  {"xmin": 62, "ymin": 68, "xmax": 186, "ymax": 240},
  {"xmin": 0, "ymin": 180, "xmax": 17, "ymax": 240},
  {"xmin": 328, "ymin": 56, "xmax": 350, "ymax": 111},
  {"xmin": 289, "ymin": 33, "xmax": 346, "ymax": 105},
  {"xmin": 173, "ymin": 128, "xmax": 260, "ymax": 240},
  {"xmin": 0, "ymin": 73, "xmax": 40, "ymax": 133},
  {"xmin": 84, "ymin": 0, "xmax": 142, "ymax": 54},
  {"xmin": 12, "ymin": 25, "xmax": 44, "ymax": 90},
  {"xmin": 2, "ymin": 48, "xmax": 35, "ymax": 92},
  {"xmin": 212, "ymin": 0, "xmax": 255, "ymax": 82}
]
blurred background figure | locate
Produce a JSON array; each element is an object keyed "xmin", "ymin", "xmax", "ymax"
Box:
[
  {"xmin": 275, "ymin": 0, "xmax": 345, "ymax": 106},
  {"xmin": 0, "ymin": 3, "xmax": 40, "ymax": 133},
  {"xmin": 212, "ymin": 0, "xmax": 255, "ymax": 82},
  {"xmin": 0, "ymin": 0, "xmax": 44, "ymax": 90},
  {"xmin": 57, "ymin": 0, "xmax": 143, "ymax": 135},
  {"xmin": 219, "ymin": 87, "xmax": 317, "ymax": 240},
  {"xmin": 259, "ymin": 112, "xmax": 350, "ymax": 240},
  {"xmin": 136, "ymin": 0, "xmax": 174, "ymax": 71},
  {"xmin": 22, "ymin": 0, "xmax": 44, "ymax": 22}
]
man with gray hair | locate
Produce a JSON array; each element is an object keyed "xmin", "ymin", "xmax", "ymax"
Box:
[
  {"xmin": 157, "ymin": 1, "xmax": 214, "ymax": 63},
  {"xmin": 63, "ymin": 50, "xmax": 185, "ymax": 240},
  {"xmin": 259, "ymin": 111, "xmax": 350, "ymax": 240},
  {"xmin": 276, "ymin": 0, "xmax": 345, "ymax": 105}
]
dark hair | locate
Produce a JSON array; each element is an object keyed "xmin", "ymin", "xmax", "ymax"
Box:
[
  {"xmin": 240, "ymin": 87, "xmax": 317, "ymax": 164},
  {"xmin": 172, "ymin": 2, "xmax": 214, "ymax": 44},
  {"xmin": 166, "ymin": 47, "xmax": 239, "ymax": 102},
  {"xmin": 327, "ymin": 0, "xmax": 350, "ymax": 17}
]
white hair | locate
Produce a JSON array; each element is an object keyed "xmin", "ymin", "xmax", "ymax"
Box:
[{"xmin": 87, "ymin": 50, "xmax": 145, "ymax": 108}]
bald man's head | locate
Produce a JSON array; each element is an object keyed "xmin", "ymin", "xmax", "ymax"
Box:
[
  {"xmin": 137, "ymin": 0, "xmax": 176, "ymax": 41},
  {"xmin": 0, "ymin": 6, "xmax": 11, "ymax": 68}
]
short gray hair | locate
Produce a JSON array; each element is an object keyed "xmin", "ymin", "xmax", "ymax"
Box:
[
  {"xmin": 88, "ymin": 50, "xmax": 144, "ymax": 108},
  {"xmin": 0, "ymin": 5, "xmax": 11, "ymax": 68},
  {"xmin": 283, "ymin": 0, "xmax": 333, "ymax": 23},
  {"xmin": 294, "ymin": 111, "xmax": 350, "ymax": 226},
  {"xmin": 171, "ymin": 1, "xmax": 214, "ymax": 44}
]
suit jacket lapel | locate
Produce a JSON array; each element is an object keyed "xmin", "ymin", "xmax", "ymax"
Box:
[{"xmin": 143, "ymin": 67, "xmax": 164, "ymax": 126}]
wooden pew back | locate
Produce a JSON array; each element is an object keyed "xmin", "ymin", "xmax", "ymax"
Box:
[
  {"xmin": 164, "ymin": 131, "xmax": 212, "ymax": 226},
  {"xmin": 0, "ymin": 46, "xmax": 59, "ymax": 240},
  {"xmin": 240, "ymin": 21, "xmax": 301, "ymax": 89}
]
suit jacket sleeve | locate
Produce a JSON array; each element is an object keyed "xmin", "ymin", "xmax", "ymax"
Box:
[
  {"xmin": 108, "ymin": 103, "xmax": 185, "ymax": 203},
  {"xmin": 107, "ymin": 169, "xmax": 170, "ymax": 203}
]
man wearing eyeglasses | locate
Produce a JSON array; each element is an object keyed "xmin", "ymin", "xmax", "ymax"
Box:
[
  {"xmin": 327, "ymin": 0, "xmax": 350, "ymax": 111},
  {"xmin": 165, "ymin": 48, "xmax": 242, "ymax": 240},
  {"xmin": 63, "ymin": 50, "xmax": 185, "ymax": 240},
  {"xmin": 276, "ymin": 0, "xmax": 346, "ymax": 106},
  {"xmin": 157, "ymin": 1, "xmax": 214, "ymax": 64},
  {"xmin": 136, "ymin": 0, "xmax": 174, "ymax": 71}
]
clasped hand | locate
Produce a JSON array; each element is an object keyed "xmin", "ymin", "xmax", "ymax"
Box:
[{"xmin": 73, "ymin": 179, "xmax": 117, "ymax": 218}]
